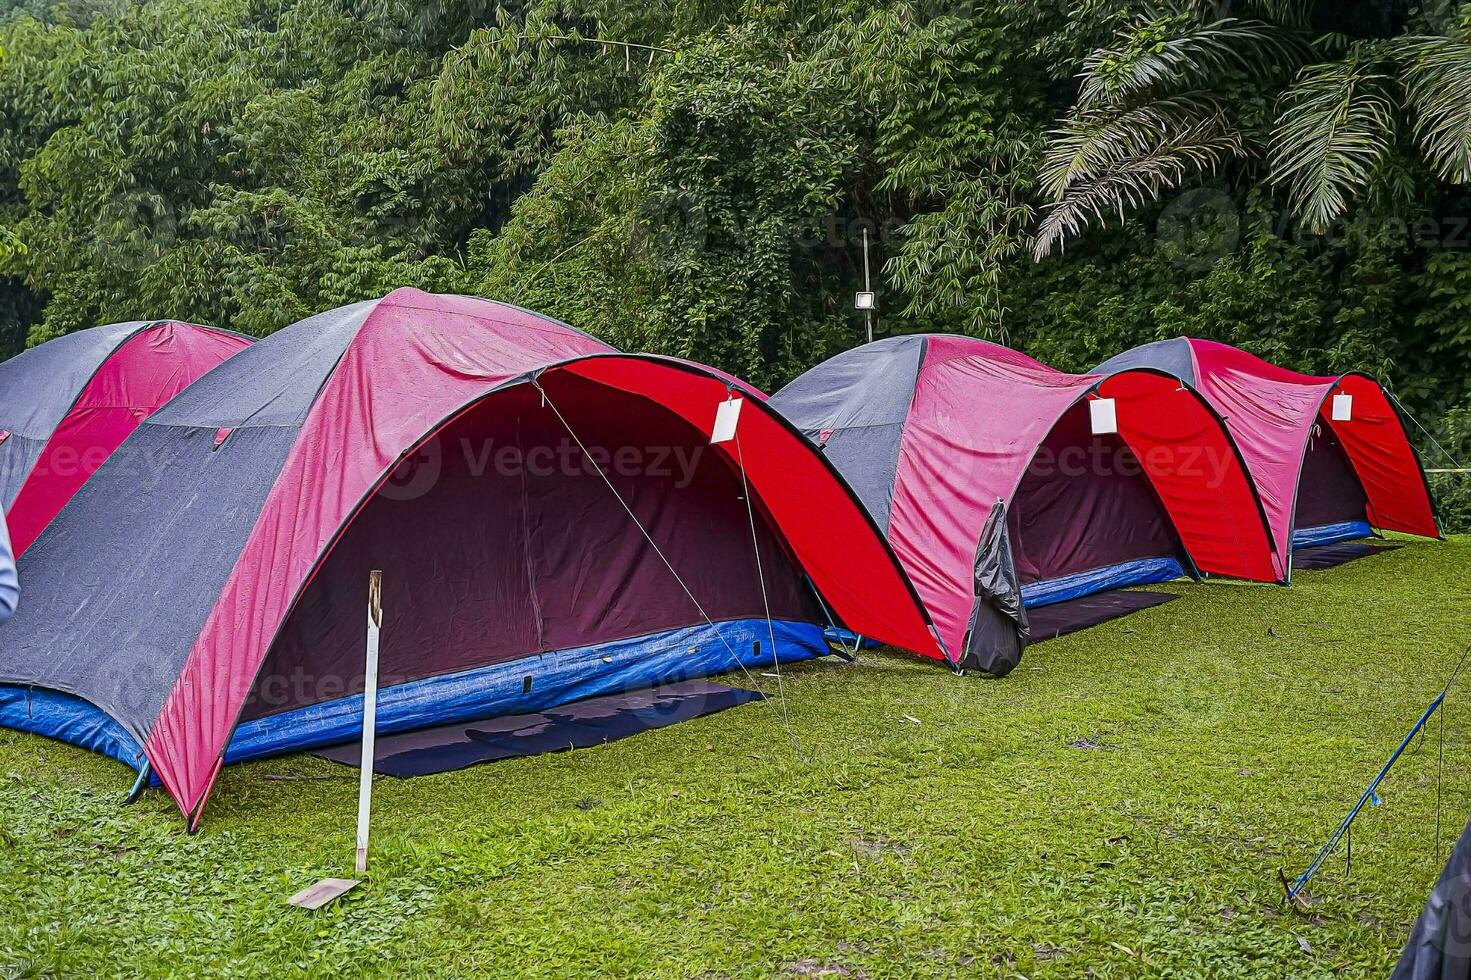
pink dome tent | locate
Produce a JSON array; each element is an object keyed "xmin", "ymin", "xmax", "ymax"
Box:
[
  {"xmin": 0, "ymin": 321, "xmax": 251, "ymax": 555},
  {"xmin": 771, "ymin": 335, "xmax": 1281, "ymax": 672},
  {"xmin": 0, "ymin": 291, "xmax": 941, "ymax": 829},
  {"xmin": 1095, "ymin": 338, "xmax": 1440, "ymax": 574}
]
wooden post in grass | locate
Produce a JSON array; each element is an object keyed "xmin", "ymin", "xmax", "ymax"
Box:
[
  {"xmin": 356, "ymin": 569, "xmax": 384, "ymax": 874},
  {"xmin": 286, "ymin": 570, "xmax": 383, "ymax": 909}
]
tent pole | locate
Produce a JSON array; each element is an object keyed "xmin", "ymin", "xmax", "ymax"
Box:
[
  {"xmin": 123, "ymin": 761, "xmax": 150, "ymax": 805},
  {"xmin": 806, "ymin": 575, "xmax": 856, "ymax": 662},
  {"xmin": 862, "ymin": 227, "xmax": 874, "ymax": 344}
]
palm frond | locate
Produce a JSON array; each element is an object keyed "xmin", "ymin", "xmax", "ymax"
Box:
[
  {"xmin": 1268, "ymin": 59, "xmax": 1397, "ymax": 232},
  {"xmin": 1395, "ymin": 36, "xmax": 1471, "ymax": 184},
  {"xmin": 1236, "ymin": 0, "xmax": 1318, "ymax": 30},
  {"xmin": 1038, "ymin": 93, "xmax": 1237, "ymax": 199},
  {"xmin": 1033, "ymin": 111, "xmax": 1246, "ymax": 259},
  {"xmin": 1078, "ymin": 15, "xmax": 1310, "ymax": 108}
]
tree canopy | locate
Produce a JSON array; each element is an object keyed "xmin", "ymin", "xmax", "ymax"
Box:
[{"xmin": 0, "ymin": 0, "xmax": 1467, "ymax": 453}]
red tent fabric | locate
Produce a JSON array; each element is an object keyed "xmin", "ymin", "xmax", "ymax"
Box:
[
  {"xmin": 1095, "ymin": 339, "xmax": 1440, "ymax": 572},
  {"xmin": 773, "ymin": 335, "xmax": 1280, "ymax": 660},
  {"xmin": 117, "ymin": 291, "xmax": 939, "ymax": 825},
  {"xmin": 0, "ymin": 321, "xmax": 250, "ymax": 554}
]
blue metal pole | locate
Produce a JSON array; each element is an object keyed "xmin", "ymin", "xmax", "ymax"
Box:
[{"xmin": 1286, "ymin": 692, "xmax": 1445, "ymax": 901}]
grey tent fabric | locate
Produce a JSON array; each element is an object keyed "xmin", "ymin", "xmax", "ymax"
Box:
[
  {"xmin": 1393, "ymin": 813, "xmax": 1471, "ymax": 979},
  {"xmin": 149, "ymin": 301, "xmax": 375, "ymax": 429},
  {"xmin": 768, "ymin": 335, "xmax": 925, "ymax": 534},
  {"xmin": 962, "ymin": 500, "xmax": 1027, "ymax": 676},
  {"xmin": 1091, "ymin": 337, "xmax": 1197, "ymax": 385},
  {"xmin": 0, "ymin": 321, "xmax": 151, "ymax": 509},
  {"xmin": 0, "ymin": 303, "xmax": 373, "ymax": 742}
]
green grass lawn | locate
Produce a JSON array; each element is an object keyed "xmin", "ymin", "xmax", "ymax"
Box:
[{"xmin": 3, "ymin": 537, "xmax": 1470, "ymax": 977}]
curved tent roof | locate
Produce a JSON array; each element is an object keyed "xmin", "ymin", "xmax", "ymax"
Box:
[
  {"xmin": 0, "ymin": 320, "xmax": 251, "ymax": 555},
  {"xmin": 1094, "ymin": 338, "xmax": 1440, "ymax": 572},
  {"xmin": 0, "ymin": 290, "xmax": 938, "ymax": 828},
  {"xmin": 771, "ymin": 334, "xmax": 1280, "ymax": 662}
]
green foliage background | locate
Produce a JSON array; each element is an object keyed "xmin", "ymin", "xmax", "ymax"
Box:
[{"xmin": 0, "ymin": 0, "xmax": 1467, "ymax": 478}]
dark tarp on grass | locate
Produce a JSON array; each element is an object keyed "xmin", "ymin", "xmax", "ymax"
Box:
[
  {"xmin": 1290, "ymin": 542, "xmax": 1400, "ymax": 570},
  {"xmin": 1025, "ymin": 590, "xmax": 1179, "ymax": 643},
  {"xmin": 0, "ymin": 290, "xmax": 942, "ymax": 828},
  {"xmin": 312, "ymin": 679, "xmax": 764, "ymax": 777}
]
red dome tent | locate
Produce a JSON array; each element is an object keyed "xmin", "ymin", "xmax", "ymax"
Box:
[
  {"xmin": 771, "ymin": 335, "xmax": 1281, "ymax": 671},
  {"xmin": 1094, "ymin": 338, "xmax": 1440, "ymax": 572},
  {"xmin": 0, "ymin": 320, "xmax": 250, "ymax": 555},
  {"xmin": 0, "ymin": 290, "xmax": 939, "ymax": 829}
]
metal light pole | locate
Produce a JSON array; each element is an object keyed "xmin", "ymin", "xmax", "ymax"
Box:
[{"xmin": 855, "ymin": 226, "xmax": 875, "ymax": 344}]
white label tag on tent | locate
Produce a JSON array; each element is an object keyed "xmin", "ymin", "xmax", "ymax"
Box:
[
  {"xmin": 1089, "ymin": 397, "xmax": 1118, "ymax": 435},
  {"xmin": 1331, "ymin": 393, "xmax": 1353, "ymax": 421},
  {"xmin": 712, "ymin": 396, "xmax": 743, "ymax": 444}
]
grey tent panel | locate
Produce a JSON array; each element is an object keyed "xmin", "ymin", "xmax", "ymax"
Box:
[
  {"xmin": 1091, "ymin": 337, "xmax": 1198, "ymax": 385},
  {"xmin": 0, "ymin": 304, "xmax": 374, "ymax": 742},
  {"xmin": 1394, "ymin": 812, "xmax": 1471, "ymax": 979},
  {"xmin": 962, "ymin": 499, "xmax": 1027, "ymax": 675},
  {"xmin": 769, "ymin": 335, "xmax": 925, "ymax": 534},
  {"xmin": 150, "ymin": 302, "xmax": 373, "ymax": 429},
  {"xmin": 0, "ymin": 321, "xmax": 150, "ymax": 508},
  {"xmin": 1, "ymin": 423, "xmax": 304, "ymax": 742},
  {"xmin": 0, "ymin": 435, "xmax": 46, "ymax": 513}
]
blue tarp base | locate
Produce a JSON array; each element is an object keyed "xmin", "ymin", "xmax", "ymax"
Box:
[
  {"xmin": 228, "ymin": 618, "xmax": 825, "ymax": 765},
  {"xmin": 1021, "ymin": 557, "xmax": 1186, "ymax": 609},
  {"xmin": 0, "ymin": 618, "xmax": 827, "ymax": 780},
  {"xmin": 1291, "ymin": 520, "xmax": 1373, "ymax": 548},
  {"xmin": 0, "ymin": 686, "xmax": 146, "ymax": 770}
]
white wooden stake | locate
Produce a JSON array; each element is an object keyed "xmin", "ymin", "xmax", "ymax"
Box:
[{"xmin": 355, "ymin": 569, "xmax": 384, "ymax": 874}]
